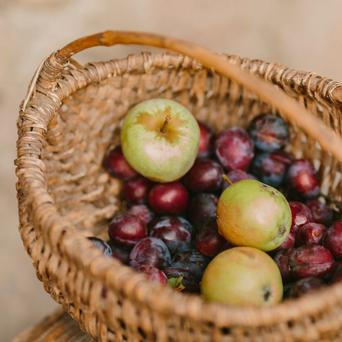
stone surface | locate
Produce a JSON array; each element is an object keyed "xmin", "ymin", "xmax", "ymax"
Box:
[{"xmin": 1, "ymin": 0, "xmax": 342, "ymax": 340}]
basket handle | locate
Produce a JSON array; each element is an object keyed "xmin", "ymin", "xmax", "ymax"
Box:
[{"xmin": 55, "ymin": 30, "xmax": 342, "ymax": 161}]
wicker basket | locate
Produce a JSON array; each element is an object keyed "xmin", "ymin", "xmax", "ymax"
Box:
[{"xmin": 16, "ymin": 31, "xmax": 342, "ymax": 341}]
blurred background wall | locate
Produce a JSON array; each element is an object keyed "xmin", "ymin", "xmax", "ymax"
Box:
[{"xmin": 1, "ymin": 0, "xmax": 342, "ymax": 340}]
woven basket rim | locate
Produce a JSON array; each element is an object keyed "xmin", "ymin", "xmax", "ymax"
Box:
[{"xmin": 17, "ymin": 50, "xmax": 342, "ymax": 327}]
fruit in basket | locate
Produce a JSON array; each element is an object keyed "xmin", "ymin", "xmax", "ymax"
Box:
[
  {"xmin": 287, "ymin": 277, "xmax": 323, "ymax": 298},
  {"xmin": 108, "ymin": 213, "xmax": 147, "ymax": 246},
  {"xmin": 123, "ymin": 176, "xmax": 152, "ymax": 204},
  {"xmin": 196, "ymin": 222, "xmax": 228, "ymax": 257},
  {"xmin": 88, "ymin": 237, "xmax": 112, "ymax": 257},
  {"xmin": 198, "ymin": 121, "xmax": 214, "ymax": 158},
  {"xmin": 172, "ymin": 249, "xmax": 210, "ymax": 280},
  {"xmin": 104, "ymin": 110, "xmax": 336, "ymax": 302},
  {"xmin": 150, "ymin": 216, "xmax": 193, "ymax": 254},
  {"xmin": 126, "ymin": 204, "xmax": 155, "ymax": 225},
  {"xmin": 215, "ymin": 127, "xmax": 254, "ymax": 171},
  {"xmin": 107, "ymin": 241, "xmax": 130, "ymax": 264},
  {"xmin": 286, "ymin": 160, "xmax": 320, "ymax": 198},
  {"xmin": 330, "ymin": 262, "xmax": 342, "ymax": 283},
  {"xmin": 306, "ymin": 198, "xmax": 333, "ymax": 225},
  {"xmin": 103, "ymin": 146, "xmax": 138, "ymax": 180},
  {"xmin": 217, "ymin": 179, "xmax": 291, "ymax": 251},
  {"xmin": 289, "ymin": 201, "xmax": 313, "ymax": 231},
  {"xmin": 164, "ymin": 267, "xmax": 197, "ymax": 292},
  {"xmin": 273, "ymin": 249, "xmax": 292, "ymax": 280},
  {"xmin": 138, "ymin": 265, "xmax": 168, "ymax": 285},
  {"xmin": 248, "ymin": 114, "xmax": 289, "ymax": 152},
  {"xmin": 201, "ymin": 247, "xmax": 283, "ymax": 306},
  {"xmin": 148, "ymin": 182, "xmax": 189, "ymax": 214},
  {"xmin": 289, "ymin": 245, "xmax": 334, "ymax": 279},
  {"xmin": 129, "ymin": 237, "xmax": 171, "ymax": 269},
  {"xmin": 251, "ymin": 151, "xmax": 291, "ymax": 188},
  {"xmin": 187, "ymin": 193, "xmax": 217, "ymax": 227},
  {"xmin": 121, "ymin": 98, "xmax": 200, "ymax": 182},
  {"xmin": 296, "ymin": 222, "xmax": 326, "ymax": 245},
  {"xmin": 165, "ymin": 250, "xmax": 210, "ymax": 292},
  {"xmin": 222, "ymin": 169, "xmax": 256, "ymax": 191},
  {"xmin": 324, "ymin": 221, "xmax": 342, "ymax": 259},
  {"xmin": 183, "ymin": 158, "xmax": 223, "ymax": 193},
  {"xmin": 276, "ymin": 228, "xmax": 295, "ymax": 250}
]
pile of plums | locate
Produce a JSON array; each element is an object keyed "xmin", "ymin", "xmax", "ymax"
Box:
[{"xmin": 88, "ymin": 112, "xmax": 342, "ymax": 299}]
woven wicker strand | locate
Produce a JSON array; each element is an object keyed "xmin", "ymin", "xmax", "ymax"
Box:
[{"xmin": 16, "ymin": 31, "xmax": 342, "ymax": 341}]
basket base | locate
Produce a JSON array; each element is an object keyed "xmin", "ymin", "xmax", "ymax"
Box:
[{"xmin": 13, "ymin": 308, "xmax": 92, "ymax": 342}]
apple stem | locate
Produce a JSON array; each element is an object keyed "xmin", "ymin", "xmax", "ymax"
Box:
[
  {"xmin": 160, "ymin": 114, "xmax": 171, "ymax": 133},
  {"xmin": 222, "ymin": 174, "xmax": 233, "ymax": 185}
]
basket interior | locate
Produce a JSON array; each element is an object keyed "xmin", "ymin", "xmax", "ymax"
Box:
[
  {"xmin": 42, "ymin": 53, "xmax": 342, "ymax": 236},
  {"xmin": 18, "ymin": 52, "xmax": 342, "ymax": 341}
]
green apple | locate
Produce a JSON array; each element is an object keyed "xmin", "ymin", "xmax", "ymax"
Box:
[
  {"xmin": 201, "ymin": 247, "xmax": 283, "ymax": 306},
  {"xmin": 217, "ymin": 179, "xmax": 291, "ymax": 251},
  {"xmin": 121, "ymin": 99, "xmax": 200, "ymax": 182}
]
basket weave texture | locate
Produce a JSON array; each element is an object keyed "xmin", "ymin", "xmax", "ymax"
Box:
[{"xmin": 16, "ymin": 31, "xmax": 342, "ymax": 341}]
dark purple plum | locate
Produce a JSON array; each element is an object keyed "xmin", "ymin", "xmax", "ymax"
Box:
[
  {"xmin": 138, "ymin": 265, "xmax": 168, "ymax": 285},
  {"xmin": 108, "ymin": 213, "xmax": 147, "ymax": 247},
  {"xmin": 273, "ymin": 249, "xmax": 292, "ymax": 281},
  {"xmin": 103, "ymin": 146, "xmax": 137, "ymax": 180},
  {"xmin": 296, "ymin": 222, "xmax": 326, "ymax": 246},
  {"xmin": 324, "ymin": 221, "xmax": 342, "ymax": 259},
  {"xmin": 150, "ymin": 216, "xmax": 193, "ymax": 254},
  {"xmin": 107, "ymin": 240, "xmax": 130, "ymax": 264},
  {"xmin": 88, "ymin": 237, "xmax": 112, "ymax": 257},
  {"xmin": 166, "ymin": 249, "xmax": 210, "ymax": 292},
  {"xmin": 183, "ymin": 158, "xmax": 223, "ymax": 193},
  {"xmin": 222, "ymin": 169, "xmax": 255, "ymax": 190},
  {"xmin": 172, "ymin": 249, "xmax": 210, "ymax": 280},
  {"xmin": 330, "ymin": 262, "xmax": 342, "ymax": 283},
  {"xmin": 287, "ymin": 277, "xmax": 323, "ymax": 298},
  {"xmin": 129, "ymin": 237, "xmax": 171, "ymax": 269},
  {"xmin": 289, "ymin": 245, "xmax": 334, "ymax": 279},
  {"xmin": 248, "ymin": 113, "xmax": 289, "ymax": 152},
  {"xmin": 126, "ymin": 204, "xmax": 155, "ymax": 225},
  {"xmin": 148, "ymin": 182, "xmax": 189, "ymax": 215},
  {"xmin": 289, "ymin": 201, "xmax": 313, "ymax": 232},
  {"xmin": 277, "ymin": 228, "xmax": 295, "ymax": 250},
  {"xmin": 196, "ymin": 222, "xmax": 227, "ymax": 257},
  {"xmin": 198, "ymin": 121, "xmax": 214, "ymax": 158},
  {"xmin": 251, "ymin": 151, "xmax": 292, "ymax": 187},
  {"xmin": 123, "ymin": 176, "xmax": 152, "ymax": 204},
  {"xmin": 286, "ymin": 160, "xmax": 320, "ymax": 199},
  {"xmin": 187, "ymin": 193, "xmax": 217, "ymax": 227},
  {"xmin": 215, "ymin": 127, "xmax": 254, "ymax": 171},
  {"xmin": 306, "ymin": 199, "xmax": 333, "ymax": 226},
  {"xmin": 164, "ymin": 267, "xmax": 198, "ymax": 292}
]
